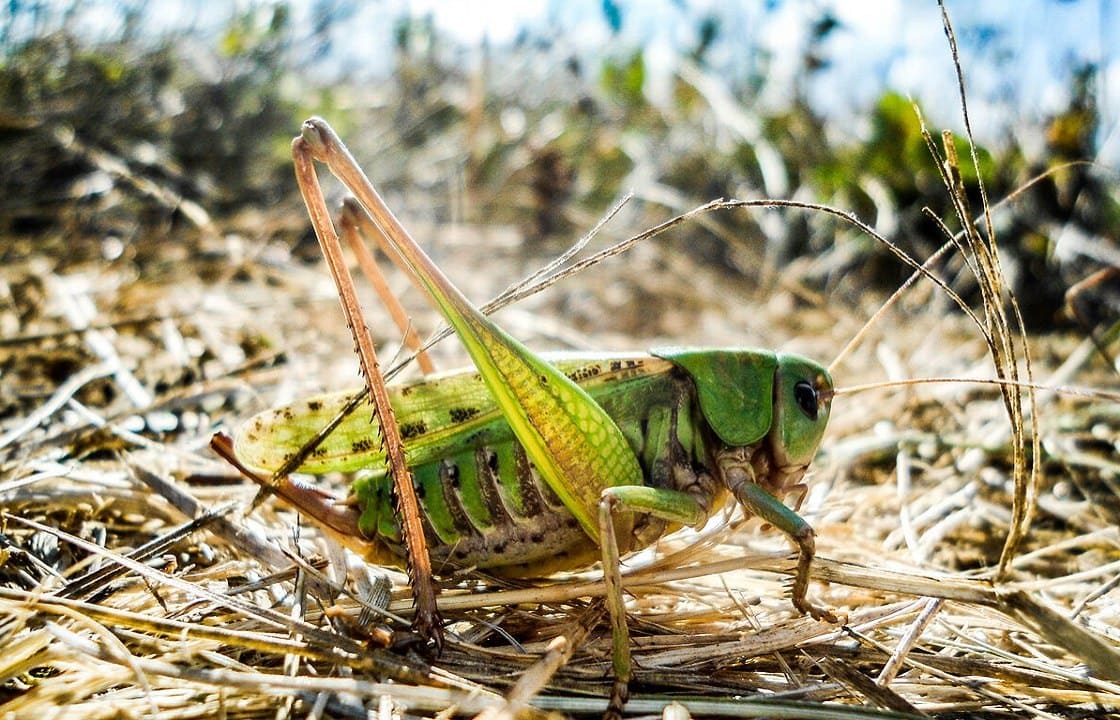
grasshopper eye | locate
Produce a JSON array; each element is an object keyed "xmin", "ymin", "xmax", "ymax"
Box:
[
  {"xmin": 774, "ymin": 355, "xmax": 831, "ymax": 467},
  {"xmin": 793, "ymin": 380, "xmax": 819, "ymax": 422}
]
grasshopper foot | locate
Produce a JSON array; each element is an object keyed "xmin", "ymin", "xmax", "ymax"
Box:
[
  {"xmin": 412, "ymin": 606, "xmax": 445, "ymax": 654},
  {"xmin": 788, "ymin": 524, "xmax": 844, "ymax": 624},
  {"xmin": 794, "ymin": 595, "xmax": 843, "ymax": 625},
  {"xmin": 604, "ymin": 678, "xmax": 629, "ymax": 720}
]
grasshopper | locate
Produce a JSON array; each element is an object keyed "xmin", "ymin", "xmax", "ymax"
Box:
[{"xmin": 212, "ymin": 118, "xmax": 837, "ymax": 717}]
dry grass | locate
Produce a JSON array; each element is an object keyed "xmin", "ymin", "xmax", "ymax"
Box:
[
  {"xmin": 2, "ymin": 11, "xmax": 1119, "ymax": 720},
  {"xmin": 2, "ymin": 185, "xmax": 1118, "ymax": 719}
]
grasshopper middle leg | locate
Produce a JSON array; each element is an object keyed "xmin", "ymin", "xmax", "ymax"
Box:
[{"xmin": 598, "ymin": 485, "xmax": 708, "ymax": 719}]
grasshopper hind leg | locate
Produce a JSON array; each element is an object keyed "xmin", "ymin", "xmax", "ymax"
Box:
[{"xmin": 291, "ymin": 120, "xmax": 443, "ymax": 649}]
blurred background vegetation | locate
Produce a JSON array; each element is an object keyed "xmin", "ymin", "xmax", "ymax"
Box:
[{"xmin": 0, "ymin": 0, "xmax": 1116, "ymax": 331}]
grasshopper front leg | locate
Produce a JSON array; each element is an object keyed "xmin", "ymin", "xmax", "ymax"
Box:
[
  {"xmin": 721, "ymin": 450, "xmax": 840, "ymax": 624},
  {"xmin": 598, "ymin": 485, "xmax": 709, "ymax": 719}
]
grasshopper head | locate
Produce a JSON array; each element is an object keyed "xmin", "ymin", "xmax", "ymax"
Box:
[
  {"xmin": 650, "ymin": 347, "xmax": 832, "ymax": 495},
  {"xmin": 770, "ymin": 353, "xmax": 833, "ymax": 472}
]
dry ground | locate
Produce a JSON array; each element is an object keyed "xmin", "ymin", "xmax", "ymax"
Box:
[{"xmin": 1, "ymin": 165, "xmax": 1118, "ymax": 719}]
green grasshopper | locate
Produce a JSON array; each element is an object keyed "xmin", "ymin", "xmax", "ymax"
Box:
[{"xmin": 212, "ymin": 118, "xmax": 837, "ymax": 717}]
